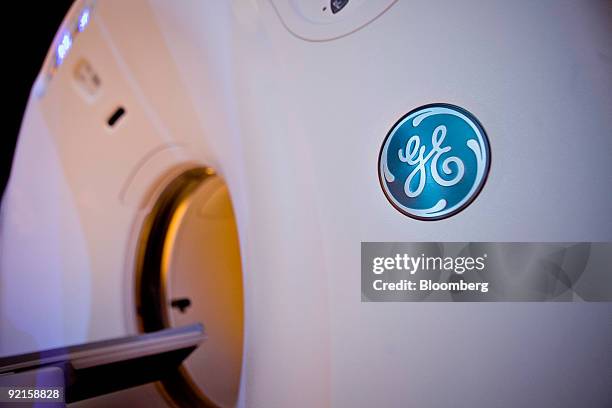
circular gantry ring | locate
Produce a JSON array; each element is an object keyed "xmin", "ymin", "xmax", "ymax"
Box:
[{"xmin": 136, "ymin": 167, "xmax": 244, "ymax": 408}]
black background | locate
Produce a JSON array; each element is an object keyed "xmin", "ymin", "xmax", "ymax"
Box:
[{"xmin": 3, "ymin": 2, "xmax": 73, "ymax": 201}]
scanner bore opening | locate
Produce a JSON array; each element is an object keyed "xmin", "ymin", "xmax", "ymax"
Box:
[{"xmin": 136, "ymin": 167, "xmax": 244, "ymax": 408}]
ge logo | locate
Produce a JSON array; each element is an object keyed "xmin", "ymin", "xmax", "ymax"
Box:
[{"xmin": 378, "ymin": 104, "xmax": 491, "ymax": 220}]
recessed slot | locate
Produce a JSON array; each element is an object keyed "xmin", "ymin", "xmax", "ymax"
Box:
[{"xmin": 107, "ymin": 106, "xmax": 126, "ymax": 127}]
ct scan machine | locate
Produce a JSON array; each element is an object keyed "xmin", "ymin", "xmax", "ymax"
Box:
[{"xmin": 0, "ymin": 0, "xmax": 611, "ymax": 407}]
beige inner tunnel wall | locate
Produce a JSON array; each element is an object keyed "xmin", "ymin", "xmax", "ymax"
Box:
[{"xmin": 157, "ymin": 173, "xmax": 244, "ymax": 408}]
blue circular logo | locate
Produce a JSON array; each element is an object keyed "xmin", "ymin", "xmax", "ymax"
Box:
[{"xmin": 379, "ymin": 104, "xmax": 490, "ymax": 220}]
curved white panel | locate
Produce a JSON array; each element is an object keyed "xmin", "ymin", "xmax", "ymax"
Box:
[
  {"xmin": 1, "ymin": 0, "xmax": 611, "ymax": 407},
  {"xmin": 268, "ymin": 0, "xmax": 398, "ymax": 41}
]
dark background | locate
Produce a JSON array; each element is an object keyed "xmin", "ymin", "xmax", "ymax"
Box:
[{"xmin": 3, "ymin": 2, "xmax": 73, "ymax": 201}]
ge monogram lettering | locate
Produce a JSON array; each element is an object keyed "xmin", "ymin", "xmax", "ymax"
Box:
[{"xmin": 379, "ymin": 104, "xmax": 491, "ymax": 220}]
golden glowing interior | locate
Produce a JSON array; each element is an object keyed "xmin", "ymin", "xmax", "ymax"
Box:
[{"xmin": 153, "ymin": 171, "xmax": 244, "ymax": 408}]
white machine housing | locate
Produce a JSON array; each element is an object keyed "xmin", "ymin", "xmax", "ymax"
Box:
[{"xmin": 1, "ymin": 0, "xmax": 611, "ymax": 407}]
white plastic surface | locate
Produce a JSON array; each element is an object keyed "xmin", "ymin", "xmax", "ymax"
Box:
[{"xmin": 1, "ymin": 0, "xmax": 611, "ymax": 407}]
